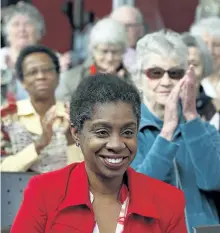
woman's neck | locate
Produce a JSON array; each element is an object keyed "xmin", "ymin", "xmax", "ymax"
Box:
[
  {"xmin": 9, "ymin": 47, "xmax": 22, "ymax": 65},
  {"xmin": 31, "ymin": 96, "xmax": 56, "ymax": 118},
  {"xmin": 143, "ymin": 96, "xmax": 165, "ymax": 120},
  {"xmin": 86, "ymin": 166, "xmax": 124, "ymax": 200}
]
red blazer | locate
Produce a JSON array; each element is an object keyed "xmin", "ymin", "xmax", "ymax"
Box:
[{"xmin": 11, "ymin": 162, "xmax": 187, "ymax": 233}]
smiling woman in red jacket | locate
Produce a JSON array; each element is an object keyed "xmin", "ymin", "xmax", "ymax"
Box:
[{"xmin": 11, "ymin": 73, "xmax": 187, "ymax": 233}]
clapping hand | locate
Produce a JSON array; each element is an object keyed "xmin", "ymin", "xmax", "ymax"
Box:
[
  {"xmin": 180, "ymin": 65, "xmax": 198, "ymax": 121},
  {"xmin": 35, "ymin": 105, "xmax": 71, "ymax": 153}
]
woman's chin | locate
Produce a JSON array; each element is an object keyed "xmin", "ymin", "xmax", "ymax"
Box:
[
  {"xmin": 15, "ymin": 40, "xmax": 35, "ymax": 49},
  {"xmin": 97, "ymin": 65, "xmax": 118, "ymax": 74},
  {"xmin": 156, "ymin": 95, "xmax": 169, "ymax": 106}
]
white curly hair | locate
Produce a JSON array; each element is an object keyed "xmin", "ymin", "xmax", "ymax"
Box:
[
  {"xmin": 2, "ymin": 2, "xmax": 45, "ymax": 42},
  {"xmin": 136, "ymin": 30, "xmax": 188, "ymax": 71},
  {"xmin": 190, "ymin": 17, "xmax": 220, "ymax": 38},
  {"xmin": 89, "ymin": 17, "xmax": 129, "ymax": 52}
]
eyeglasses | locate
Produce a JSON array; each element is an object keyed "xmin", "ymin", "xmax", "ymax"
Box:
[
  {"xmin": 144, "ymin": 67, "xmax": 185, "ymax": 80},
  {"xmin": 24, "ymin": 66, "xmax": 55, "ymax": 77},
  {"xmin": 124, "ymin": 23, "xmax": 142, "ymax": 28}
]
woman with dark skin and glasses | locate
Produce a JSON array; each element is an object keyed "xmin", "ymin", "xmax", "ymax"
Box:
[
  {"xmin": 11, "ymin": 74, "xmax": 187, "ymax": 233},
  {"xmin": 132, "ymin": 30, "xmax": 220, "ymax": 232}
]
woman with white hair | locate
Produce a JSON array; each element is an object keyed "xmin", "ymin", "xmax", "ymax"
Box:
[
  {"xmin": 182, "ymin": 33, "xmax": 220, "ymax": 130},
  {"xmin": 190, "ymin": 17, "xmax": 220, "ymax": 99},
  {"xmin": 131, "ymin": 30, "xmax": 220, "ymax": 232},
  {"xmin": 0, "ymin": 2, "xmax": 45, "ymax": 105},
  {"xmin": 56, "ymin": 17, "xmax": 132, "ymax": 102}
]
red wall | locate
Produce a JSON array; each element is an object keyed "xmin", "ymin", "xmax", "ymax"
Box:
[
  {"xmin": 32, "ymin": 0, "xmax": 72, "ymax": 52},
  {"xmin": 157, "ymin": 0, "xmax": 198, "ymax": 32},
  {"xmin": 33, "ymin": 0, "xmax": 198, "ymax": 52},
  {"xmin": 136, "ymin": 0, "xmax": 198, "ymax": 32},
  {"xmin": 136, "ymin": 0, "xmax": 162, "ymax": 31},
  {"xmin": 32, "ymin": 0, "xmax": 112, "ymax": 53}
]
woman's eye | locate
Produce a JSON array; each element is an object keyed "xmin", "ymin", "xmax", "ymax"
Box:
[
  {"xmin": 95, "ymin": 130, "xmax": 109, "ymax": 137},
  {"xmin": 122, "ymin": 130, "xmax": 134, "ymax": 137},
  {"xmin": 190, "ymin": 63, "xmax": 198, "ymax": 67}
]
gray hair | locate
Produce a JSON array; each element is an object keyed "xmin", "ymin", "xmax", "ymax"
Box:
[
  {"xmin": 190, "ymin": 17, "xmax": 220, "ymax": 38},
  {"xmin": 110, "ymin": 5, "xmax": 143, "ymax": 24},
  {"xmin": 136, "ymin": 8, "xmax": 143, "ymax": 24},
  {"xmin": 194, "ymin": 2, "xmax": 220, "ymax": 22},
  {"xmin": 89, "ymin": 17, "xmax": 128, "ymax": 51},
  {"xmin": 136, "ymin": 30, "xmax": 188, "ymax": 70},
  {"xmin": 2, "ymin": 2, "xmax": 45, "ymax": 41},
  {"xmin": 181, "ymin": 32, "xmax": 213, "ymax": 79},
  {"xmin": 132, "ymin": 7, "xmax": 143, "ymax": 24}
]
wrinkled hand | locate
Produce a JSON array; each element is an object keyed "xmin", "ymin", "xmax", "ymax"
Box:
[
  {"xmin": 59, "ymin": 52, "xmax": 71, "ymax": 72},
  {"xmin": 35, "ymin": 106, "xmax": 57, "ymax": 153},
  {"xmin": 65, "ymin": 102, "xmax": 70, "ymax": 115},
  {"xmin": 161, "ymin": 78, "xmax": 185, "ymax": 141},
  {"xmin": 216, "ymin": 81, "xmax": 220, "ymax": 99},
  {"xmin": 117, "ymin": 69, "xmax": 126, "ymax": 79},
  {"xmin": 180, "ymin": 65, "xmax": 198, "ymax": 121},
  {"xmin": 35, "ymin": 105, "xmax": 70, "ymax": 153},
  {"xmin": 64, "ymin": 102, "xmax": 75, "ymax": 145},
  {"xmin": 104, "ymin": 66, "xmax": 125, "ymax": 79}
]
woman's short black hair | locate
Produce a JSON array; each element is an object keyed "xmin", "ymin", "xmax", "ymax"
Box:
[
  {"xmin": 70, "ymin": 73, "xmax": 141, "ymax": 132},
  {"xmin": 15, "ymin": 44, "xmax": 60, "ymax": 82}
]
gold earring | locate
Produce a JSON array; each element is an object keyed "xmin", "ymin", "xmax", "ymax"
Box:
[{"xmin": 76, "ymin": 142, "xmax": 80, "ymax": 147}]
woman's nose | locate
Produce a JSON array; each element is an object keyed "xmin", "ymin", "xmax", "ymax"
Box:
[{"xmin": 106, "ymin": 135, "xmax": 126, "ymax": 152}]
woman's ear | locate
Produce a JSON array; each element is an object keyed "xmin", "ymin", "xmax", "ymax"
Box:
[
  {"xmin": 21, "ymin": 81, "xmax": 27, "ymax": 90},
  {"xmin": 70, "ymin": 127, "xmax": 80, "ymax": 144}
]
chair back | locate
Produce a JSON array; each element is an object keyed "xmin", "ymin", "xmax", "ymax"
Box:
[{"xmin": 1, "ymin": 172, "xmax": 38, "ymax": 228}]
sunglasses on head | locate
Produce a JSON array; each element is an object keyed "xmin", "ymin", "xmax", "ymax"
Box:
[{"xmin": 145, "ymin": 67, "xmax": 185, "ymax": 80}]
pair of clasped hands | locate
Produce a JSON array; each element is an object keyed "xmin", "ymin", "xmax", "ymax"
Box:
[
  {"xmin": 35, "ymin": 103, "xmax": 72, "ymax": 153},
  {"xmin": 160, "ymin": 65, "xmax": 198, "ymax": 141}
]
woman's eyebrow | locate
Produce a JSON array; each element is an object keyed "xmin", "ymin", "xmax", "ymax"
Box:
[
  {"xmin": 91, "ymin": 122, "xmax": 112, "ymax": 129},
  {"xmin": 91, "ymin": 121, "xmax": 137, "ymax": 129},
  {"xmin": 121, "ymin": 122, "xmax": 137, "ymax": 128}
]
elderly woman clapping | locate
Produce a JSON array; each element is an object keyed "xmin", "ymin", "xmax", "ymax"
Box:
[
  {"xmin": 131, "ymin": 30, "xmax": 220, "ymax": 232},
  {"xmin": 56, "ymin": 17, "xmax": 132, "ymax": 102},
  {"xmin": 0, "ymin": 2, "xmax": 45, "ymax": 104}
]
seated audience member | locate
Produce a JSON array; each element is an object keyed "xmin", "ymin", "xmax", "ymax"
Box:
[
  {"xmin": 110, "ymin": 5, "xmax": 144, "ymax": 74},
  {"xmin": 194, "ymin": 0, "xmax": 220, "ymax": 22},
  {"xmin": 131, "ymin": 30, "xmax": 220, "ymax": 232},
  {"xmin": 0, "ymin": 2, "xmax": 45, "ymax": 104},
  {"xmin": 190, "ymin": 17, "xmax": 220, "ymax": 99},
  {"xmin": 0, "ymin": 2, "xmax": 70, "ymax": 106},
  {"xmin": 0, "ymin": 45, "xmax": 83, "ymax": 172},
  {"xmin": 11, "ymin": 73, "xmax": 187, "ymax": 233},
  {"xmin": 182, "ymin": 33, "xmax": 220, "ymax": 130},
  {"xmin": 56, "ymin": 17, "xmax": 132, "ymax": 102}
]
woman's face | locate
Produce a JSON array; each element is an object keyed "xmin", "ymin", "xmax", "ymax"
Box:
[
  {"xmin": 92, "ymin": 43, "xmax": 124, "ymax": 72},
  {"xmin": 202, "ymin": 33, "xmax": 220, "ymax": 74},
  {"xmin": 7, "ymin": 14, "xmax": 38, "ymax": 49},
  {"xmin": 75, "ymin": 101, "xmax": 138, "ymax": 179},
  {"xmin": 22, "ymin": 52, "xmax": 58, "ymax": 101},
  {"xmin": 188, "ymin": 46, "xmax": 203, "ymax": 81},
  {"xmin": 140, "ymin": 54, "xmax": 185, "ymax": 106}
]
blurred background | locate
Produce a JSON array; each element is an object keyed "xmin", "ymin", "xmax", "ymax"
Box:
[{"xmin": 1, "ymin": 0, "xmax": 201, "ymax": 52}]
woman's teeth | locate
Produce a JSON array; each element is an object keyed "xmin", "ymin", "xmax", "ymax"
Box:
[{"xmin": 105, "ymin": 158, "xmax": 123, "ymax": 164}]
